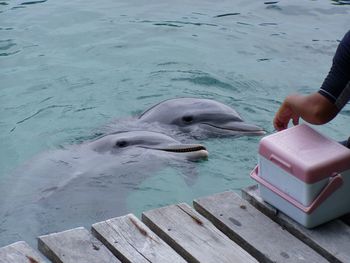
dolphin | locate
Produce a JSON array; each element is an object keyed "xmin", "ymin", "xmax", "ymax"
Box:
[
  {"xmin": 0, "ymin": 131, "xmax": 208, "ymax": 247},
  {"xmin": 137, "ymin": 98, "xmax": 265, "ymax": 138}
]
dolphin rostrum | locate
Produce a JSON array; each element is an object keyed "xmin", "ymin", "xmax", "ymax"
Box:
[{"xmin": 137, "ymin": 98, "xmax": 265, "ymax": 138}]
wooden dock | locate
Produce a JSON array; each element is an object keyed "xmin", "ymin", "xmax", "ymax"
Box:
[{"xmin": 1, "ymin": 185, "xmax": 349, "ymax": 263}]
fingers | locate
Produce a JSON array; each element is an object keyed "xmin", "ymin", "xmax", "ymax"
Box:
[
  {"xmin": 273, "ymin": 116, "xmax": 288, "ymax": 131},
  {"xmin": 292, "ymin": 116, "xmax": 299, "ymax": 126},
  {"xmin": 273, "ymin": 106, "xmax": 290, "ymax": 131},
  {"xmin": 273, "ymin": 98, "xmax": 300, "ymax": 131}
]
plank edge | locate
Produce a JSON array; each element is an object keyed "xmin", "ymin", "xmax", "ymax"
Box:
[
  {"xmin": 91, "ymin": 222, "xmax": 131, "ymax": 263},
  {"xmin": 193, "ymin": 198, "xmax": 272, "ymax": 263},
  {"xmin": 141, "ymin": 211, "xmax": 197, "ymax": 263},
  {"xmin": 241, "ymin": 185, "xmax": 342, "ymax": 263}
]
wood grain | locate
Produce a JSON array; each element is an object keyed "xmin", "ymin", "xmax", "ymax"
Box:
[
  {"xmin": 242, "ymin": 185, "xmax": 350, "ymax": 263},
  {"xmin": 142, "ymin": 202, "xmax": 257, "ymax": 263},
  {"xmin": 0, "ymin": 241, "xmax": 47, "ymax": 263},
  {"xmin": 92, "ymin": 213, "xmax": 186, "ymax": 263},
  {"xmin": 38, "ymin": 227, "xmax": 120, "ymax": 263},
  {"xmin": 194, "ymin": 191, "xmax": 328, "ymax": 263}
]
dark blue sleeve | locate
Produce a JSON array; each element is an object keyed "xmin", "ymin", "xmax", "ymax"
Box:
[{"xmin": 318, "ymin": 30, "xmax": 350, "ymax": 110}]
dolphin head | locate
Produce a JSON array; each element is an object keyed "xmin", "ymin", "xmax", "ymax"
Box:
[
  {"xmin": 138, "ymin": 98, "xmax": 265, "ymax": 138},
  {"xmin": 88, "ymin": 130, "xmax": 208, "ymax": 161}
]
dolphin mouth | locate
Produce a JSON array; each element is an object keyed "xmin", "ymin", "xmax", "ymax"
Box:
[
  {"xmin": 139, "ymin": 144, "xmax": 208, "ymax": 160},
  {"xmin": 159, "ymin": 145, "xmax": 207, "ymax": 153},
  {"xmin": 201, "ymin": 122, "xmax": 266, "ymax": 135}
]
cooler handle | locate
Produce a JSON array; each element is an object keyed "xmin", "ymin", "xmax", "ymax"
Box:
[
  {"xmin": 250, "ymin": 165, "xmax": 343, "ymax": 214},
  {"xmin": 269, "ymin": 154, "xmax": 292, "ymax": 173}
]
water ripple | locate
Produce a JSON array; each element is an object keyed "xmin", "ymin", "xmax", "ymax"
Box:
[
  {"xmin": 74, "ymin": 107, "xmax": 96, "ymax": 113},
  {"xmin": 164, "ymin": 20, "xmax": 217, "ymax": 27},
  {"xmin": 56, "ymin": 77, "xmax": 95, "ymax": 90},
  {"xmin": 11, "ymin": 6, "xmax": 25, "ymax": 10},
  {"xmin": 264, "ymin": 1, "xmax": 279, "ymax": 4},
  {"xmin": 172, "ymin": 76, "xmax": 237, "ymax": 91},
  {"xmin": 157, "ymin": 62, "xmax": 179, "ymax": 66},
  {"xmin": 237, "ymin": 22, "xmax": 253, "ymax": 26},
  {"xmin": 214, "ymin": 13, "xmax": 240, "ymax": 18},
  {"xmin": 340, "ymin": 109, "xmax": 350, "ymax": 116},
  {"xmin": 259, "ymin": 22, "xmax": 278, "ymax": 26},
  {"xmin": 20, "ymin": 0, "xmax": 47, "ymax": 5},
  {"xmin": 153, "ymin": 23, "xmax": 183, "ymax": 28},
  {"xmin": 0, "ymin": 50, "xmax": 20, "ymax": 57},
  {"xmin": 0, "ymin": 39, "xmax": 20, "ymax": 59},
  {"xmin": 192, "ymin": 12, "xmax": 209, "ymax": 16},
  {"xmin": 150, "ymin": 69, "xmax": 203, "ymax": 75},
  {"xmin": 140, "ymin": 20, "xmax": 217, "ymax": 27},
  {"xmin": 16, "ymin": 105, "xmax": 73, "ymax": 125},
  {"xmin": 136, "ymin": 94, "xmax": 163, "ymax": 100},
  {"xmin": 0, "ymin": 39, "xmax": 16, "ymax": 51},
  {"xmin": 332, "ymin": 0, "xmax": 350, "ymax": 5},
  {"xmin": 39, "ymin": 97, "xmax": 54, "ymax": 104}
]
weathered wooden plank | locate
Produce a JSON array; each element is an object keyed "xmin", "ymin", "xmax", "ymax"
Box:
[
  {"xmin": 0, "ymin": 241, "xmax": 47, "ymax": 263},
  {"xmin": 142, "ymin": 202, "xmax": 258, "ymax": 263},
  {"xmin": 92, "ymin": 213, "xmax": 186, "ymax": 263},
  {"xmin": 38, "ymin": 227, "xmax": 120, "ymax": 263},
  {"xmin": 194, "ymin": 191, "xmax": 328, "ymax": 263},
  {"xmin": 242, "ymin": 185, "xmax": 350, "ymax": 263}
]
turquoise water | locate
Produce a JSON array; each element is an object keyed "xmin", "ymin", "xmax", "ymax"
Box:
[{"xmin": 0, "ymin": 0, "xmax": 349, "ymax": 245}]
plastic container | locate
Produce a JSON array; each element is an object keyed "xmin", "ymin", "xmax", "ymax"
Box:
[{"xmin": 251, "ymin": 124, "xmax": 350, "ymax": 228}]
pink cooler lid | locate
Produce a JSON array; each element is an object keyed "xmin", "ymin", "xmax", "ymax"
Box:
[{"xmin": 259, "ymin": 124, "xmax": 350, "ymax": 184}]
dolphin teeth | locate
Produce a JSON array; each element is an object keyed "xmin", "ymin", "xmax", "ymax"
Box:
[{"xmin": 161, "ymin": 146, "xmax": 207, "ymax": 153}]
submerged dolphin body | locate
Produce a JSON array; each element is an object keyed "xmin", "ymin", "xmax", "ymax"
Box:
[
  {"xmin": 137, "ymin": 98, "xmax": 265, "ymax": 138},
  {"xmin": 0, "ymin": 131, "xmax": 207, "ymax": 247}
]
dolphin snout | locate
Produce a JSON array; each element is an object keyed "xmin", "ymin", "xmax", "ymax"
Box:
[
  {"xmin": 227, "ymin": 121, "xmax": 266, "ymax": 135},
  {"xmin": 202, "ymin": 121, "xmax": 265, "ymax": 136}
]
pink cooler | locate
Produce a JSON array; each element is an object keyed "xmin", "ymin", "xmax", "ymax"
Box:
[{"xmin": 251, "ymin": 124, "xmax": 350, "ymax": 228}]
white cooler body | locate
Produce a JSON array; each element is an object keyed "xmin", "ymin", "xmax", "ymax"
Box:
[
  {"xmin": 256, "ymin": 162, "xmax": 350, "ymax": 228},
  {"xmin": 251, "ymin": 124, "xmax": 350, "ymax": 228}
]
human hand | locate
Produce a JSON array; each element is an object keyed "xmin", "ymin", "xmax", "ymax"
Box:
[{"xmin": 273, "ymin": 96, "xmax": 300, "ymax": 131}]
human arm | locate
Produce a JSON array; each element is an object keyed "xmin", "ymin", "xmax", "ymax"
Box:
[
  {"xmin": 273, "ymin": 92, "xmax": 339, "ymax": 131},
  {"xmin": 319, "ymin": 30, "xmax": 350, "ymax": 109},
  {"xmin": 274, "ymin": 30, "xmax": 350, "ymax": 131}
]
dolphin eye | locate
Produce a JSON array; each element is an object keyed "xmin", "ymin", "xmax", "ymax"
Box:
[
  {"xmin": 182, "ymin": 116, "xmax": 194, "ymax": 123},
  {"xmin": 116, "ymin": 140, "xmax": 128, "ymax": 148}
]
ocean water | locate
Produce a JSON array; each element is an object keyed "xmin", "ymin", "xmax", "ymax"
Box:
[{"xmin": 0, "ymin": 0, "xmax": 349, "ymax": 246}]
